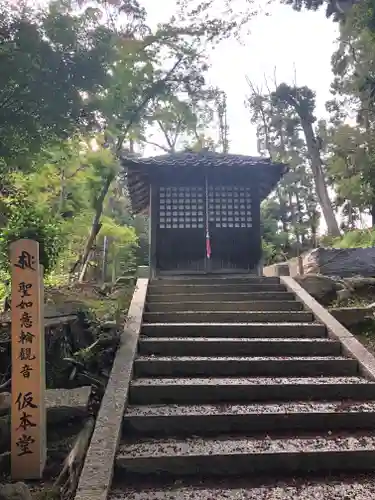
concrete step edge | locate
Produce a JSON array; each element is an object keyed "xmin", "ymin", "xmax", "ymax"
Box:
[
  {"xmin": 125, "ymin": 401, "xmax": 375, "ymax": 417},
  {"xmin": 149, "ymin": 281, "xmax": 287, "ymax": 292},
  {"xmin": 147, "ymin": 296, "xmax": 296, "ymax": 303},
  {"xmin": 147, "ymin": 292, "xmax": 293, "ymax": 297},
  {"xmin": 143, "ymin": 314, "xmax": 313, "ymax": 321},
  {"xmin": 151, "ymin": 277, "xmax": 280, "ymax": 282},
  {"xmin": 146, "ymin": 300, "xmax": 303, "ymax": 312},
  {"xmin": 135, "ymin": 355, "xmax": 350, "ymax": 362},
  {"xmin": 130, "ymin": 377, "xmax": 375, "ymax": 403},
  {"xmin": 110, "ymin": 480, "xmax": 375, "ymax": 500},
  {"xmin": 134, "ymin": 358, "xmax": 357, "ymax": 376},
  {"xmin": 138, "ymin": 337, "xmax": 336, "ymax": 343},
  {"xmin": 146, "ymin": 300, "xmax": 300, "ymax": 305},
  {"xmin": 142, "ymin": 322, "xmax": 323, "ymax": 327},
  {"xmin": 144, "ymin": 311, "xmax": 311, "ymax": 314},
  {"xmin": 131, "ymin": 376, "xmax": 371, "ymax": 387},
  {"xmin": 143, "ymin": 312, "xmax": 314, "ymax": 323},
  {"xmin": 117, "ymin": 433, "xmax": 375, "ymax": 459}
]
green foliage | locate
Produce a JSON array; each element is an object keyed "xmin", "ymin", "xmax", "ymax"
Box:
[
  {"xmin": 0, "ymin": 1, "xmax": 114, "ymax": 171},
  {"xmin": 282, "ymin": 0, "xmax": 360, "ymax": 19},
  {"xmin": 0, "ymin": 268, "xmax": 10, "ymax": 306},
  {"xmin": 262, "ymin": 239, "xmax": 279, "ymax": 265},
  {"xmin": 248, "ymin": 82, "xmax": 321, "ymax": 258},
  {"xmin": 0, "ymin": 203, "xmax": 64, "ymax": 273},
  {"xmin": 327, "ymin": 228, "xmax": 375, "ymax": 248},
  {"xmin": 0, "ymin": 0, "xmax": 239, "ymax": 286},
  {"xmin": 324, "ymin": 0, "xmax": 375, "ymax": 224}
]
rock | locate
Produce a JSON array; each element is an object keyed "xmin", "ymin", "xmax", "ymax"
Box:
[
  {"xmin": 274, "ymin": 263, "xmax": 290, "ymax": 276},
  {"xmin": 137, "ymin": 266, "xmax": 149, "ymax": 278},
  {"xmin": 115, "ymin": 275, "xmax": 134, "ymax": 286},
  {"xmin": 109, "ymin": 289, "xmax": 126, "ymax": 300},
  {"xmin": 344, "ymin": 276, "xmax": 375, "ymax": 293},
  {"xmin": 0, "ymin": 387, "xmax": 90, "ymax": 420},
  {"xmin": 101, "ymin": 321, "xmax": 117, "ymax": 331},
  {"xmin": 294, "ymin": 274, "xmax": 340, "ymax": 304},
  {"xmin": 303, "ymin": 247, "xmax": 375, "ymax": 277},
  {"xmin": 329, "ymin": 307, "xmax": 374, "ymax": 327},
  {"xmin": 294, "ymin": 273, "xmax": 375, "ymax": 306},
  {"xmin": 0, "ymin": 388, "xmax": 90, "ymax": 454},
  {"xmin": 0, "ymin": 482, "xmax": 32, "ymax": 500},
  {"xmin": 336, "ymin": 288, "xmax": 352, "ymax": 304}
]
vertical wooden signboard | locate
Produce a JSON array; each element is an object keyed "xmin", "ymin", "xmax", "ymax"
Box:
[{"xmin": 10, "ymin": 239, "xmax": 46, "ymax": 479}]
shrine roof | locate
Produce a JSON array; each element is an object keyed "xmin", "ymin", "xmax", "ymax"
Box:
[{"xmin": 121, "ymin": 151, "xmax": 288, "ymax": 214}]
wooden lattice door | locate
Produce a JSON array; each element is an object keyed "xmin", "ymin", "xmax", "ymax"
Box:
[
  {"xmin": 158, "ymin": 186, "xmax": 205, "ymax": 231},
  {"xmin": 207, "ymin": 183, "xmax": 254, "ymax": 271},
  {"xmin": 207, "ymin": 185, "xmax": 253, "ymax": 230},
  {"xmin": 156, "ymin": 185, "xmax": 206, "ymax": 272}
]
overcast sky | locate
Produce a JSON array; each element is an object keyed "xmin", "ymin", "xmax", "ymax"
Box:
[
  {"xmin": 33, "ymin": 0, "xmax": 338, "ymax": 155},
  {"xmin": 142, "ymin": 0, "xmax": 339, "ymax": 155}
]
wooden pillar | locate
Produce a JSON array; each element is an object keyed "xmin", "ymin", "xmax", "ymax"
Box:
[
  {"xmin": 10, "ymin": 239, "xmax": 46, "ymax": 479},
  {"xmin": 149, "ymin": 184, "xmax": 157, "ymax": 278},
  {"xmin": 252, "ymin": 188, "xmax": 262, "ymax": 272}
]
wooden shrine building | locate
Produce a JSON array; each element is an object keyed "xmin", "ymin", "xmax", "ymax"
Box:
[{"xmin": 122, "ymin": 152, "xmax": 287, "ymax": 276}]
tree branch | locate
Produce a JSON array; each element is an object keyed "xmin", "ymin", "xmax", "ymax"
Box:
[
  {"xmin": 143, "ymin": 140, "xmax": 171, "ymax": 153},
  {"xmin": 115, "ymin": 54, "xmax": 185, "ymax": 154},
  {"xmin": 65, "ymin": 164, "xmax": 88, "ymax": 179},
  {"xmin": 157, "ymin": 120, "xmax": 175, "ymax": 151},
  {"xmin": 172, "ymin": 118, "xmax": 183, "ymax": 149}
]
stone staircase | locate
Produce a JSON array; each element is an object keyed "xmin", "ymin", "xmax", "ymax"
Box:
[{"xmin": 110, "ymin": 276, "xmax": 375, "ymax": 498}]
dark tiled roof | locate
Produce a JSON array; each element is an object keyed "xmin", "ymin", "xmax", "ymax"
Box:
[{"xmin": 121, "ymin": 151, "xmax": 288, "ymax": 214}]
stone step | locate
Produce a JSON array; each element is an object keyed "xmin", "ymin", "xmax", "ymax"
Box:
[
  {"xmin": 145, "ymin": 301, "xmax": 303, "ymax": 313},
  {"xmin": 143, "ymin": 311, "xmax": 314, "ymax": 323},
  {"xmin": 153, "ymin": 276, "xmax": 280, "ymax": 285},
  {"xmin": 116, "ymin": 433, "xmax": 375, "ymax": 476},
  {"xmin": 133, "ymin": 356, "xmax": 357, "ymax": 377},
  {"xmin": 138, "ymin": 337, "xmax": 341, "ymax": 357},
  {"xmin": 147, "ymin": 291, "xmax": 296, "ymax": 303},
  {"xmin": 110, "ymin": 476, "xmax": 375, "ymax": 500},
  {"xmin": 149, "ymin": 283, "xmax": 287, "ymax": 294},
  {"xmin": 141, "ymin": 323, "xmax": 327, "ymax": 338},
  {"xmin": 130, "ymin": 376, "xmax": 375, "ymax": 404},
  {"xmin": 123, "ymin": 401, "xmax": 375, "ymax": 436}
]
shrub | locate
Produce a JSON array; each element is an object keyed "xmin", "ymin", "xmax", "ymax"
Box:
[
  {"xmin": 327, "ymin": 229, "xmax": 375, "ymax": 249},
  {"xmin": 0, "ymin": 203, "xmax": 65, "ymax": 273}
]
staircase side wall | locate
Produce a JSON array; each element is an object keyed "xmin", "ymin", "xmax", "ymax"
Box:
[{"xmin": 74, "ymin": 278, "xmax": 148, "ymax": 500}]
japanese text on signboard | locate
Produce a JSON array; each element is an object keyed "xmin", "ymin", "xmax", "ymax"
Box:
[{"xmin": 13, "ymin": 250, "xmax": 38, "ymax": 457}]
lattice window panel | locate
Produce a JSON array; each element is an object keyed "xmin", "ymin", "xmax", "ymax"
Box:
[
  {"xmin": 159, "ymin": 186, "xmax": 204, "ymax": 229},
  {"xmin": 208, "ymin": 186, "xmax": 252, "ymax": 228}
]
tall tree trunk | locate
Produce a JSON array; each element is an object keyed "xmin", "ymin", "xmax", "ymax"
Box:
[
  {"xmin": 274, "ymin": 120, "xmax": 292, "ymax": 244},
  {"xmin": 311, "ymin": 219, "xmax": 317, "ymax": 248},
  {"xmin": 347, "ymin": 200, "xmax": 353, "ymax": 229},
  {"xmin": 288, "ymin": 190, "xmax": 300, "ymax": 248},
  {"xmin": 59, "ymin": 167, "xmax": 66, "ymax": 213},
  {"xmin": 300, "ymin": 120, "xmax": 340, "ymax": 236},
  {"xmin": 371, "ymin": 204, "xmax": 375, "ymax": 227},
  {"xmin": 361, "ymin": 99, "xmax": 375, "ymax": 228},
  {"xmin": 295, "ymin": 191, "xmax": 306, "ymax": 245},
  {"xmin": 74, "ymin": 56, "xmax": 187, "ymax": 282},
  {"xmin": 254, "ymin": 96, "xmax": 289, "ymax": 245},
  {"xmin": 112, "ymin": 252, "xmax": 117, "ymax": 283},
  {"xmin": 276, "ymin": 187, "xmax": 289, "ymax": 239},
  {"xmin": 77, "ymin": 173, "xmax": 114, "ymax": 282},
  {"xmin": 217, "ymin": 91, "xmax": 229, "ymax": 153}
]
